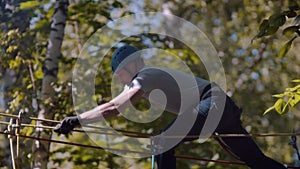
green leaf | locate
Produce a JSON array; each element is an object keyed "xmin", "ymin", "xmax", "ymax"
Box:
[
  {"xmin": 286, "ymin": 84, "xmax": 300, "ymax": 92},
  {"xmin": 288, "ymin": 0, "xmax": 300, "ymax": 11},
  {"xmin": 283, "ymin": 26, "xmax": 300, "ymax": 35},
  {"xmin": 272, "ymin": 93, "xmax": 285, "ymax": 98},
  {"xmin": 252, "ymin": 31, "xmax": 265, "ymax": 42},
  {"xmin": 284, "ymin": 91, "xmax": 294, "ymax": 97},
  {"xmin": 9, "ymin": 56, "xmax": 22, "ymax": 68},
  {"xmin": 292, "ymin": 79, "xmax": 300, "ymax": 83},
  {"xmin": 290, "ymin": 93, "xmax": 300, "ymax": 107},
  {"xmin": 27, "ymin": 84, "xmax": 33, "ymax": 89},
  {"xmin": 274, "ymin": 98, "xmax": 289, "ymax": 115},
  {"xmin": 283, "ymin": 10, "xmax": 297, "ymax": 18},
  {"xmin": 6, "ymin": 45, "xmax": 18, "ymax": 53},
  {"xmin": 252, "ymin": 20, "xmax": 269, "ymax": 41},
  {"xmin": 259, "ymin": 19, "xmax": 269, "ymax": 31},
  {"xmin": 19, "ymin": 1, "xmax": 41, "ymax": 9},
  {"xmin": 112, "ymin": 1, "xmax": 123, "ymax": 8},
  {"xmin": 281, "ymin": 101, "xmax": 290, "ymax": 115},
  {"xmin": 265, "ymin": 26, "xmax": 279, "ymax": 36},
  {"xmin": 278, "ymin": 36, "xmax": 297, "ymax": 58},
  {"xmin": 263, "ymin": 106, "xmax": 275, "ymax": 115},
  {"xmin": 34, "ymin": 68, "xmax": 44, "ymax": 79},
  {"xmin": 269, "ymin": 13, "xmax": 286, "ymax": 27},
  {"xmin": 34, "ymin": 19, "xmax": 50, "ymax": 31}
]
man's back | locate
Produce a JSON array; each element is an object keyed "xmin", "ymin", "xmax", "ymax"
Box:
[{"xmin": 133, "ymin": 67, "xmax": 211, "ymax": 114}]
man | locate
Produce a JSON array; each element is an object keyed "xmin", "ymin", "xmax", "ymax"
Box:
[{"xmin": 54, "ymin": 45, "xmax": 286, "ymax": 169}]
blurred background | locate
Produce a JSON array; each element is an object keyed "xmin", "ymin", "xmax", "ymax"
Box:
[{"xmin": 0, "ymin": 0, "xmax": 300, "ymax": 168}]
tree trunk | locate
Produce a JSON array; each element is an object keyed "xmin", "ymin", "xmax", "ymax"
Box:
[{"xmin": 32, "ymin": 1, "xmax": 69, "ymax": 168}]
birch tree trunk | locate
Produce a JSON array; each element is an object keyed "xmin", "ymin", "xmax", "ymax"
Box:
[{"xmin": 32, "ymin": 1, "xmax": 69, "ymax": 168}]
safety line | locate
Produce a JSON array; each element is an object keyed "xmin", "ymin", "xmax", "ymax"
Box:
[
  {"xmin": 0, "ymin": 120, "xmax": 10, "ymax": 125},
  {"xmin": 0, "ymin": 130, "xmax": 150, "ymax": 155},
  {"xmin": 0, "ymin": 130, "xmax": 243, "ymax": 166},
  {"xmin": 0, "ymin": 130, "xmax": 299, "ymax": 168},
  {"xmin": 1, "ymin": 120, "xmax": 151, "ymax": 138},
  {"xmin": 2, "ymin": 110, "xmax": 300, "ymax": 168},
  {"xmin": 0, "ymin": 112, "xmax": 59, "ymax": 123},
  {"xmin": 1, "ymin": 114, "xmax": 300, "ymax": 139},
  {"xmin": 0, "ymin": 112, "xmax": 152, "ymax": 138}
]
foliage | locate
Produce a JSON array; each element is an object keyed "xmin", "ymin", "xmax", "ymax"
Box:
[
  {"xmin": 253, "ymin": 0, "xmax": 300, "ymax": 58},
  {"xmin": 264, "ymin": 79, "xmax": 300, "ymax": 115},
  {"xmin": 1, "ymin": 0, "xmax": 300, "ymax": 169},
  {"xmin": 253, "ymin": 0, "xmax": 300, "ymax": 116}
]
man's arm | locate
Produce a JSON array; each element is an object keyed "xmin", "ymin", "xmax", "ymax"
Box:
[
  {"xmin": 79, "ymin": 86, "xmax": 144, "ymax": 124},
  {"xmin": 54, "ymin": 85, "xmax": 144, "ymax": 134}
]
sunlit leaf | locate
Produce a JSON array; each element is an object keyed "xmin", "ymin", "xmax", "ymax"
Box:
[
  {"xmin": 292, "ymin": 79, "xmax": 300, "ymax": 83},
  {"xmin": 290, "ymin": 93, "xmax": 300, "ymax": 107},
  {"xmin": 274, "ymin": 98, "xmax": 289, "ymax": 114},
  {"xmin": 272, "ymin": 93, "xmax": 285, "ymax": 98},
  {"xmin": 27, "ymin": 84, "xmax": 33, "ymax": 89},
  {"xmin": 263, "ymin": 106, "xmax": 275, "ymax": 115},
  {"xmin": 283, "ymin": 26, "xmax": 300, "ymax": 36},
  {"xmin": 281, "ymin": 101, "xmax": 290, "ymax": 115},
  {"xmin": 20, "ymin": 1, "xmax": 41, "ymax": 9},
  {"xmin": 6, "ymin": 45, "xmax": 18, "ymax": 53},
  {"xmin": 278, "ymin": 36, "xmax": 297, "ymax": 58},
  {"xmin": 286, "ymin": 85, "xmax": 300, "ymax": 92}
]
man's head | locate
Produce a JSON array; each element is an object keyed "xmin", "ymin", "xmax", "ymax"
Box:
[{"xmin": 111, "ymin": 45, "xmax": 144, "ymax": 85}]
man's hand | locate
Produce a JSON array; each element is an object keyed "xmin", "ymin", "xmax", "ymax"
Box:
[{"xmin": 54, "ymin": 116, "xmax": 80, "ymax": 135}]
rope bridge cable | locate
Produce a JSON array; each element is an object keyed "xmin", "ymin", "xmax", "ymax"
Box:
[
  {"xmin": 0, "ymin": 130, "xmax": 246, "ymax": 166},
  {"xmin": 0, "ymin": 131, "xmax": 298, "ymax": 169},
  {"xmin": 2, "ymin": 110, "xmax": 300, "ymax": 139},
  {"xmin": 0, "ymin": 120, "xmax": 151, "ymax": 138},
  {"xmin": 0, "ymin": 112, "xmax": 152, "ymax": 138},
  {"xmin": 3, "ymin": 118, "xmax": 300, "ymax": 139},
  {"xmin": 2, "ymin": 111, "xmax": 300, "ymax": 139},
  {"xmin": 0, "ymin": 121, "xmax": 300, "ymax": 168},
  {"xmin": 0, "ymin": 112, "xmax": 59, "ymax": 123},
  {"xmin": 0, "ymin": 130, "xmax": 151, "ymax": 155},
  {"xmin": 2, "ymin": 114, "xmax": 300, "ymax": 139}
]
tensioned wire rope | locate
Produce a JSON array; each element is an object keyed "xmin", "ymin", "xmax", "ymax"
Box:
[
  {"xmin": 2, "ymin": 112, "xmax": 300, "ymax": 139},
  {"xmin": 1, "ymin": 112, "xmax": 300, "ymax": 168}
]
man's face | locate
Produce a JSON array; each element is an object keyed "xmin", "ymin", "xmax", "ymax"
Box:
[{"xmin": 115, "ymin": 66, "xmax": 132, "ymax": 86}]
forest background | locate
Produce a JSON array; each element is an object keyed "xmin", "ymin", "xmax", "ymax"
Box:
[{"xmin": 0, "ymin": 0, "xmax": 300, "ymax": 168}]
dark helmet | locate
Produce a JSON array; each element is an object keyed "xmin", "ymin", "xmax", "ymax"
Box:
[{"xmin": 111, "ymin": 45, "xmax": 140, "ymax": 73}]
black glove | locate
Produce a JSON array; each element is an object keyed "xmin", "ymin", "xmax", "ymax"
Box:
[{"xmin": 54, "ymin": 116, "xmax": 80, "ymax": 135}]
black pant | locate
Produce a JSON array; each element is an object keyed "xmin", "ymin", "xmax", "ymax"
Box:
[{"xmin": 155, "ymin": 89, "xmax": 286, "ymax": 169}]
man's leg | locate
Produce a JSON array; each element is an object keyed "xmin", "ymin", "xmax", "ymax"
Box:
[
  {"xmin": 217, "ymin": 124, "xmax": 286, "ymax": 169},
  {"xmin": 154, "ymin": 104, "xmax": 208, "ymax": 169},
  {"xmin": 216, "ymin": 96, "xmax": 286, "ymax": 169},
  {"xmin": 155, "ymin": 148, "xmax": 176, "ymax": 169}
]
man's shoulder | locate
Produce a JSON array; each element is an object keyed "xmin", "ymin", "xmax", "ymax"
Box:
[{"xmin": 136, "ymin": 66, "xmax": 165, "ymax": 78}]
